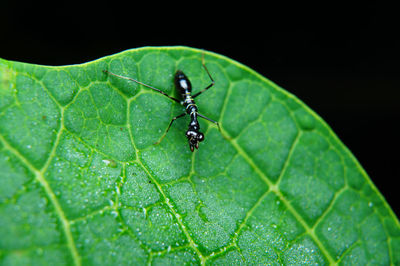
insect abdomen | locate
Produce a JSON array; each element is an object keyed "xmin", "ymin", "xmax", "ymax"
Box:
[{"xmin": 174, "ymin": 70, "xmax": 192, "ymax": 94}]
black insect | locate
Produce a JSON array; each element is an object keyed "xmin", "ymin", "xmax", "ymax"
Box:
[{"xmin": 103, "ymin": 56, "xmax": 221, "ymax": 151}]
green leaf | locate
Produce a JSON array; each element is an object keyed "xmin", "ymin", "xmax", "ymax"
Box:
[{"xmin": 0, "ymin": 46, "xmax": 399, "ymax": 265}]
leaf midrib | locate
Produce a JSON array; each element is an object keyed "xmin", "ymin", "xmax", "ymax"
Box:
[{"xmin": 125, "ymin": 98, "xmax": 207, "ymax": 264}]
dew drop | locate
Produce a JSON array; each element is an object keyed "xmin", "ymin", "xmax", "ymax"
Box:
[
  {"xmin": 102, "ymin": 159, "xmax": 117, "ymax": 168},
  {"xmin": 295, "ymin": 109, "xmax": 316, "ymax": 131},
  {"xmin": 36, "ymin": 248, "xmax": 43, "ymax": 255}
]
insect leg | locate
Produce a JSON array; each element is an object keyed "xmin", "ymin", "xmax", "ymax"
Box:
[
  {"xmin": 197, "ymin": 113, "xmax": 221, "ymax": 132},
  {"xmin": 197, "ymin": 113, "xmax": 231, "ymax": 140},
  {"xmin": 154, "ymin": 113, "xmax": 186, "ymax": 145},
  {"xmin": 192, "ymin": 53, "xmax": 215, "ymax": 98},
  {"xmin": 103, "ymin": 70, "xmax": 181, "ymax": 103}
]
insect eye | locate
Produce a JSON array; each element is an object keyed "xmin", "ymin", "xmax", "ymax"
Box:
[{"xmin": 197, "ymin": 133, "xmax": 204, "ymax": 141}]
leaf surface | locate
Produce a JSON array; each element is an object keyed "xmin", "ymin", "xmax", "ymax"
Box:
[{"xmin": 0, "ymin": 46, "xmax": 399, "ymax": 265}]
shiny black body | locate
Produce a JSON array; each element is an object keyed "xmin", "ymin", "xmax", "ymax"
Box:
[
  {"xmin": 103, "ymin": 57, "xmax": 219, "ymax": 151},
  {"xmin": 174, "ymin": 70, "xmax": 204, "ymax": 151}
]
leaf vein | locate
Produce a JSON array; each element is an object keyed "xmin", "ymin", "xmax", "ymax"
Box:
[
  {"xmin": 0, "ymin": 133, "xmax": 81, "ymax": 266},
  {"xmin": 223, "ymin": 128, "xmax": 336, "ymax": 264}
]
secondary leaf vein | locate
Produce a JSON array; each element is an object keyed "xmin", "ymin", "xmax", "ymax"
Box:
[{"xmin": 224, "ymin": 128, "xmax": 336, "ymax": 264}]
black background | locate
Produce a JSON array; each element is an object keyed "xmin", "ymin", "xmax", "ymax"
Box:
[{"xmin": 2, "ymin": 2, "xmax": 399, "ymax": 216}]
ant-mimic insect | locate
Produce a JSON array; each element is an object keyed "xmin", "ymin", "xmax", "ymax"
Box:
[{"xmin": 103, "ymin": 55, "xmax": 221, "ymax": 152}]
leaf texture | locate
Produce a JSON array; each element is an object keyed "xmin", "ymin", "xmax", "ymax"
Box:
[{"xmin": 0, "ymin": 46, "xmax": 399, "ymax": 265}]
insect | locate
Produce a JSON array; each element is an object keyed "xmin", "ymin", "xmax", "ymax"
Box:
[{"xmin": 103, "ymin": 55, "xmax": 221, "ymax": 152}]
